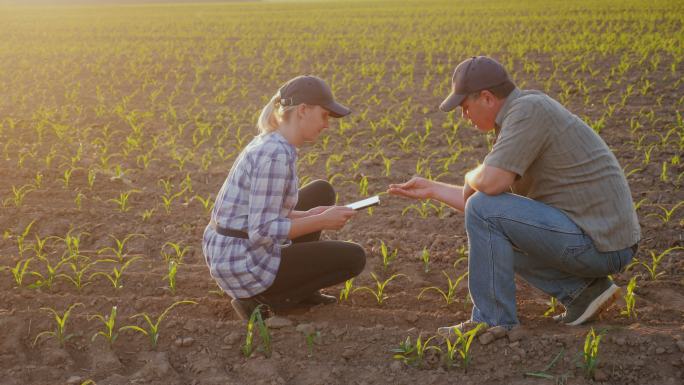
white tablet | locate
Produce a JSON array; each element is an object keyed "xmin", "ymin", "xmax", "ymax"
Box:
[{"xmin": 345, "ymin": 195, "xmax": 380, "ymax": 210}]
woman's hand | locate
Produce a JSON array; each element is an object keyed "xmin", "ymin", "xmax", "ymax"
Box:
[
  {"xmin": 318, "ymin": 206, "xmax": 355, "ymax": 230},
  {"xmin": 387, "ymin": 177, "xmax": 434, "ymax": 200},
  {"xmin": 306, "ymin": 205, "xmax": 332, "ymax": 216}
]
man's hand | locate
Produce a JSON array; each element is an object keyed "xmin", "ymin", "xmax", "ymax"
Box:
[
  {"xmin": 387, "ymin": 177, "xmax": 434, "ymax": 200},
  {"xmin": 463, "ymin": 182, "xmax": 477, "ymax": 203},
  {"xmin": 305, "ymin": 206, "xmax": 332, "ymax": 216}
]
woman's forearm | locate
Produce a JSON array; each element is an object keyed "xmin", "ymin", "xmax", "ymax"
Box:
[
  {"xmin": 288, "ymin": 215, "xmax": 324, "ymax": 239},
  {"xmin": 288, "ymin": 210, "xmax": 309, "ymax": 219}
]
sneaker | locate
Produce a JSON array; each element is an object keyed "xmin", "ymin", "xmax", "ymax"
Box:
[
  {"xmin": 230, "ymin": 298, "xmax": 260, "ymax": 321},
  {"xmin": 437, "ymin": 320, "xmax": 488, "ymax": 338},
  {"xmin": 299, "ymin": 291, "xmax": 337, "ymax": 305},
  {"xmin": 555, "ymin": 277, "xmax": 621, "ymax": 326}
]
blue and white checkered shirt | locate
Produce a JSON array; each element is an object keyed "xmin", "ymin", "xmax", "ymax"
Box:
[{"xmin": 203, "ymin": 131, "xmax": 298, "ymax": 298}]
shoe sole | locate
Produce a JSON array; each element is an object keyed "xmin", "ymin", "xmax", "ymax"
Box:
[{"xmin": 566, "ymin": 284, "xmax": 621, "ymax": 326}]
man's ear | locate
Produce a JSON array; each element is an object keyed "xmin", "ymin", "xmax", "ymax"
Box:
[{"xmin": 482, "ymin": 90, "xmax": 497, "ymax": 106}]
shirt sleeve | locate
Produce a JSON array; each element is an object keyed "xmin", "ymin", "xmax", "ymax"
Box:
[
  {"xmin": 484, "ymin": 100, "xmax": 550, "ymax": 177},
  {"xmin": 247, "ymin": 156, "xmax": 292, "ymax": 248}
]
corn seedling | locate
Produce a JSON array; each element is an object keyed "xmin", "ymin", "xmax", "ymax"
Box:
[
  {"xmin": 646, "ymin": 201, "xmax": 684, "ymax": 224},
  {"xmin": 3, "ymin": 184, "xmax": 35, "ymax": 208},
  {"xmin": 339, "ymin": 278, "xmax": 354, "ymax": 301},
  {"xmin": 16, "ymin": 220, "xmax": 36, "ymax": 257},
  {"xmin": 379, "ymin": 240, "xmax": 398, "ymax": 269},
  {"xmin": 353, "ymin": 272, "xmax": 405, "ymax": 305},
  {"xmin": 241, "ymin": 305, "xmax": 272, "ymax": 358},
  {"xmin": 120, "ymin": 300, "xmax": 197, "ymax": 349},
  {"xmin": 29, "ymin": 255, "xmax": 73, "ymax": 290},
  {"xmin": 97, "ymin": 233, "xmax": 145, "ymax": 263},
  {"xmin": 391, "ymin": 334, "xmax": 440, "ymax": 368},
  {"xmin": 443, "ymin": 322, "xmax": 486, "ymax": 372},
  {"xmin": 543, "ymin": 297, "xmax": 559, "ymax": 317},
  {"xmin": 640, "ymin": 247, "xmax": 683, "ymax": 280},
  {"xmin": 6, "ymin": 257, "xmax": 33, "ymax": 287},
  {"xmin": 33, "ymin": 303, "xmax": 83, "ymax": 348},
  {"xmin": 88, "ymin": 306, "xmax": 119, "ymax": 346},
  {"xmin": 579, "ymin": 328, "xmax": 605, "ymax": 379},
  {"xmin": 164, "ymin": 261, "xmax": 178, "ymax": 295},
  {"xmin": 89, "ymin": 256, "xmax": 140, "ymax": 289},
  {"xmin": 524, "ymin": 348, "xmax": 566, "ymax": 381},
  {"xmin": 161, "ymin": 187, "xmax": 188, "ymax": 214},
  {"xmin": 108, "ymin": 190, "xmax": 139, "ymax": 212},
  {"xmin": 402, "ymin": 199, "xmax": 439, "ymax": 218},
  {"xmin": 418, "ymin": 270, "xmax": 468, "ymax": 306},
  {"xmin": 420, "ymin": 247, "xmax": 430, "ymax": 273},
  {"xmin": 58, "ymin": 260, "xmax": 98, "ymax": 291},
  {"xmin": 305, "ymin": 331, "xmax": 321, "ymax": 357},
  {"xmin": 192, "ymin": 194, "xmax": 214, "ymax": 215},
  {"xmin": 620, "ymin": 276, "xmax": 638, "ymax": 319},
  {"xmin": 161, "ymin": 241, "xmax": 190, "ymax": 264}
]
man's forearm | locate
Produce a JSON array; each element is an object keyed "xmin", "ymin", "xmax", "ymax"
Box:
[{"xmin": 429, "ymin": 181, "xmax": 466, "ymax": 212}]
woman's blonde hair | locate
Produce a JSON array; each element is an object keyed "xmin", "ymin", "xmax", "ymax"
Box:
[{"xmin": 257, "ymin": 92, "xmax": 298, "ymax": 135}]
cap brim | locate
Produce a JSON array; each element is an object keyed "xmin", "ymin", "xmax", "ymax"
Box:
[
  {"xmin": 439, "ymin": 92, "xmax": 465, "ymax": 112},
  {"xmin": 323, "ymin": 101, "xmax": 351, "ymax": 118}
]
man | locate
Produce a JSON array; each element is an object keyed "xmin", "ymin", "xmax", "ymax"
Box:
[{"xmin": 388, "ymin": 56, "xmax": 640, "ymax": 334}]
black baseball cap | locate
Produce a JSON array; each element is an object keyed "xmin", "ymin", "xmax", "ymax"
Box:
[
  {"xmin": 439, "ymin": 56, "xmax": 511, "ymax": 112},
  {"xmin": 278, "ymin": 75, "xmax": 351, "ymax": 118}
]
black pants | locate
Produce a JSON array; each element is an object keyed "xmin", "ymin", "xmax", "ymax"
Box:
[{"xmin": 251, "ymin": 180, "xmax": 366, "ymax": 308}]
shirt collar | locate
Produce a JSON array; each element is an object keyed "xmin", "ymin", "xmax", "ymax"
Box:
[
  {"xmin": 270, "ymin": 131, "xmax": 297, "ymax": 157},
  {"xmin": 494, "ymin": 87, "xmax": 522, "ymax": 131}
]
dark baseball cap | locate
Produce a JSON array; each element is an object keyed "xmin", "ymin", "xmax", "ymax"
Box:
[
  {"xmin": 439, "ymin": 56, "xmax": 511, "ymax": 112},
  {"xmin": 278, "ymin": 75, "xmax": 351, "ymax": 118}
]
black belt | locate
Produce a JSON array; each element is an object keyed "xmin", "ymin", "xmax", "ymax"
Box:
[{"xmin": 209, "ymin": 218, "xmax": 248, "ymax": 239}]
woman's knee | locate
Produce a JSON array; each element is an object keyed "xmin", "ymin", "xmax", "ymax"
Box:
[
  {"xmin": 345, "ymin": 243, "xmax": 366, "ymax": 277},
  {"xmin": 306, "ymin": 179, "xmax": 336, "ymax": 206}
]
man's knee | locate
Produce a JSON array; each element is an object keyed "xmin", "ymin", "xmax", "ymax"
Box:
[{"xmin": 465, "ymin": 191, "xmax": 490, "ymax": 217}]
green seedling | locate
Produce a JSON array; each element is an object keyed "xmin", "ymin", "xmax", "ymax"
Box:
[
  {"xmin": 379, "ymin": 241, "xmax": 398, "ymax": 270},
  {"xmin": 3, "ymin": 184, "xmax": 35, "ymax": 208},
  {"xmin": 420, "ymin": 247, "xmax": 430, "ymax": 273},
  {"xmin": 164, "ymin": 261, "xmax": 178, "ymax": 295},
  {"xmin": 443, "ymin": 322, "xmax": 486, "ymax": 372},
  {"xmin": 192, "ymin": 194, "xmax": 214, "ymax": 215},
  {"xmin": 353, "ymin": 272, "xmax": 405, "ymax": 305},
  {"xmin": 97, "ymin": 233, "xmax": 145, "ymax": 263},
  {"xmin": 161, "ymin": 188, "xmax": 188, "ymax": 214},
  {"xmin": 88, "ymin": 306, "xmax": 119, "ymax": 346},
  {"xmin": 339, "ymin": 278, "xmax": 354, "ymax": 301},
  {"xmin": 6, "ymin": 257, "xmax": 33, "ymax": 287},
  {"xmin": 16, "ymin": 220, "xmax": 36, "ymax": 257},
  {"xmin": 33, "ymin": 303, "xmax": 84, "ymax": 348},
  {"xmin": 418, "ymin": 270, "xmax": 468, "ymax": 305},
  {"xmin": 391, "ymin": 334, "xmax": 440, "ymax": 368},
  {"xmin": 141, "ymin": 208, "xmax": 155, "ymax": 221},
  {"xmin": 108, "ymin": 190, "xmax": 139, "ymax": 212},
  {"xmin": 646, "ymin": 201, "xmax": 683, "ymax": 224},
  {"xmin": 89, "ymin": 256, "xmax": 140, "ymax": 289},
  {"xmin": 161, "ymin": 241, "xmax": 190, "ymax": 264},
  {"xmin": 402, "ymin": 200, "xmax": 439, "ymax": 218},
  {"xmin": 524, "ymin": 348, "xmax": 566, "ymax": 381},
  {"xmin": 58, "ymin": 260, "xmax": 98, "ymax": 291},
  {"xmin": 544, "ymin": 297, "xmax": 559, "ymax": 317},
  {"xmin": 29, "ymin": 255, "xmax": 73, "ymax": 290},
  {"xmin": 640, "ymin": 247, "xmax": 683, "ymax": 280},
  {"xmin": 579, "ymin": 328, "xmax": 605, "ymax": 379},
  {"xmin": 120, "ymin": 300, "xmax": 197, "ymax": 349},
  {"xmin": 242, "ymin": 305, "xmax": 271, "ymax": 358},
  {"xmin": 620, "ymin": 276, "xmax": 638, "ymax": 319},
  {"xmin": 305, "ymin": 331, "xmax": 320, "ymax": 357}
]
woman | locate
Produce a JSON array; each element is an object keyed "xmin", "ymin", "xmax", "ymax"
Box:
[{"xmin": 203, "ymin": 75, "xmax": 366, "ymax": 320}]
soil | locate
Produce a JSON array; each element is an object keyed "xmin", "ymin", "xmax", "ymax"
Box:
[{"xmin": 1, "ymin": 1, "xmax": 683, "ymax": 385}]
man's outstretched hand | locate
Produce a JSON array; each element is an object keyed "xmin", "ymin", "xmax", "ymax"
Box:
[{"xmin": 387, "ymin": 177, "xmax": 434, "ymax": 200}]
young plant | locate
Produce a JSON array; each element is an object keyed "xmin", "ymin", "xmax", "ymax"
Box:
[
  {"xmin": 305, "ymin": 331, "xmax": 321, "ymax": 357},
  {"xmin": 33, "ymin": 303, "xmax": 84, "ymax": 348},
  {"xmin": 5, "ymin": 257, "xmax": 33, "ymax": 287},
  {"xmin": 89, "ymin": 256, "xmax": 141, "ymax": 289},
  {"xmin": 192, "ymin": 194, "xmax": 214, "ymax": 215},
  {"xmin": 164, "ymin": 261, "xmax": 178, "ymax": 295},
  {"xmin": 442, "ymin": 322, "xmax": 486, "ymax": 372},
  {"xmin": 97, "ymin": 233, "xmax": 145, "ymax": 263},
  {"xmin": 580, "ymin": 328, "xmax": 605, "ymax": 379},
  {"xmin": 391, "ymin": 334, "xmax": 440, "ymax": 368},
  {"xmin": 15, "ymin": 220, "xmax": 36, "ymax": 257},
  {"xmin": 640, "ymin": 247, "xmax": 683, "ymax": 280},
  {"xmin": 647, "ymin": 201, "xmax": 684, "ymax": 224},
  {"xmin": 353, "ymin": 272, "xmax": 405, "ymax": 305},
  {"xmin": 524, "ymin": 349, "xmax": 566, "ymax": 381},
  {"xmin": 58, "ymin": 260, "xmax": 98, "ymax": 291},
  {"xmin": 418, "ymin": 270, "xmax": 468, "ymax": 306},
  {"xmin": 120, "ymin": 300, "xmax": 197, "ymax": 349},
  {"xmin": 88, "ymin": 306, "xmax": 119, "ymax": 346},
  {"xmin": 379, "ymin": 240, "xmax": 398, "ymax": 270},
  {"xmin": 108, "ymin": 190, "xmax": 139, "ymax": 212},
  {"xmin": 161, "ymin": 241, "xmax": 190, "ymax": 264},
  {"xmin": 29, "ymin": 255, "xmax": 73, "ymax": 290},
  {"xmin": 402, "ymin": 199, "xmax": 439, "ymax": 218},
  {"xmin": 241, "ymin": 304, "xmax": 271, "ymax": 358},
  {"xmin": 420, "ymin": 247, "xmax": 430, "ymax": 273},
  {"xmin": 543, "ymin": 297, "xmax": 559, "ymax": 317},
  {"xmin": 620, "ymin": 276, "xmax": 638, "ymax": 319},
  {"xmin": 339, "ymin": 278, "xmax": 354, "ymax": 301},
  {"xmin": 3, "ymin": 184, "xmax": 35, "ymax": 208}
]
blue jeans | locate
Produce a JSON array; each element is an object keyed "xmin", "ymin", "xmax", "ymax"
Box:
[{"xmin": 464, "ymin": 192, "xmax": 636, "ymax": 329}]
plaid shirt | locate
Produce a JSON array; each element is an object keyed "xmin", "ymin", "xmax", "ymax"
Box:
[{"xmin": 203, "ymin": 131, "xmax": 298, "ymax": 298}]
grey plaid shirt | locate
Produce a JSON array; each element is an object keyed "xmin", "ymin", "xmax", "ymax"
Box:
[{"xmin": 203, "ymin": 131, "xmax": 298, "ymax": 298}]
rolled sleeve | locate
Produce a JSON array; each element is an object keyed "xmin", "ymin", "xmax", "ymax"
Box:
[{"xmin": 247, "ymin": 157, "xmax": 292, "ymax": 248}]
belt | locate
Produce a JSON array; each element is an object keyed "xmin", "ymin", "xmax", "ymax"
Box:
[{"xmin": 209, "ymin": 218, "xmax": 248, "ymax": 239}]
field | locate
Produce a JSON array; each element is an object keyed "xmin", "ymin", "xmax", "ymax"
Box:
[{"xmin": 1, "ymin": 0, "xmax": 683, "ymax": 384}]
